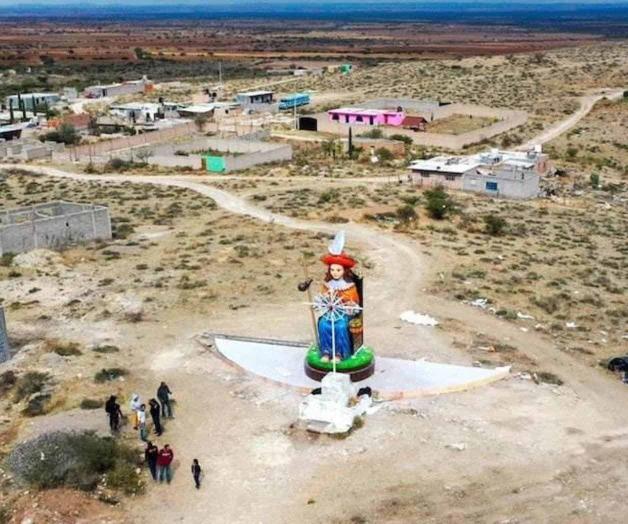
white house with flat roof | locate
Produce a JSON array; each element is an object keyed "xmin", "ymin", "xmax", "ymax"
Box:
[
  {"xmin": 409, "ymin": 146, "xmax": 550, "ymax": 199},
  {"xmin": 84, "ymin": 77, "xmax": 152, "ymax": 98},
  {"xmin": 110, "ymin": 102, "xmax": 162, "ymax": 122}
]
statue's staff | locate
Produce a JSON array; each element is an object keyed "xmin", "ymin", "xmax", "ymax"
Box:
[{"xmin": 298, "ymin": 258, "xmax": 320, "ymax": 348}]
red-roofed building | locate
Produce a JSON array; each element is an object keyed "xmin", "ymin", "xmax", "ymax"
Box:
[{"xmin": 401, "ymin": 115, "xmax": 427, "ymax": 132}]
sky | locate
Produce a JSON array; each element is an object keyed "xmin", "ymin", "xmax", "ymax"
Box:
[{"xmin": 0, "ymin": 0, "xmax": 626, "ymax": 4}]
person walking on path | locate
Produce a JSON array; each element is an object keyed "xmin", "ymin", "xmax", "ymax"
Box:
[
  {"xmin": 130, "ymin": 393, "xmax": 141, "ymax": 430},
  {"xmin": 138, "ymin": 404, "xmax": 148, "ymax": 441},
  {"xmin": 149, "ymin": 398, "xmax": 162, "ymax": 436},
  {"xmin": 157, "ymin": 444, "xmax": 174, "ymax": 484},
  {"xmin": 144, "ymin": 441, "xmax": 159, "ymax": 481},
  {"xmin": 191, "ymin": 459, "xmax": 202, "ymax": 489},
  {"xmin": 105, "ymin": 395, "xmax": 123, "ymax": 432},
  {"xmin": 157, "ymin": 382, "xmax": 173, "ymax": 418}
]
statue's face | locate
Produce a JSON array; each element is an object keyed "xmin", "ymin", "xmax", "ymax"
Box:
[{"xmin": 329, "ymin": 264, "xmax": 344, "ymax": 280}]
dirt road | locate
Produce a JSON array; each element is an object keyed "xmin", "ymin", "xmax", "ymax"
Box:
[{"xmin": 518, "ymin": 88, "xmax": 625, "ymax": 149}]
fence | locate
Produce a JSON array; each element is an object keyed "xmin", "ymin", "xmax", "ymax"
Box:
[
  {"xmin": 314, "ymin": 102, "xmax": 527, "ymax": 150},
  {"xmin": 65, "ymin": 122, "xmax": 197, "ymax": 161}
]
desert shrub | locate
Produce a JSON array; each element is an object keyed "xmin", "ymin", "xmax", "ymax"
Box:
[
  {"xmin": 112, "ymin": 222, "xmax": 135, "ymax": 240},
  {"xmin": 92, "ymin": 344, "xmax": 120, "ymax": 354},
  {"xmin": 94, "ymin": 368, "xmax": 128, "ymax": 383},
  {"xmin": 49, "ymin": 341, "xmax": 82, "ymax": 357},
  {"xmin": 389, "ymin": 134, "xmax": 413, "ymax": 145},
  {"xmin": 6, "ymin": 431, "xmax": 143, "ymax": 493},
  {"xmin": 483, "ymin": 214, "xmax": 508, "ymax": 236},
  {"xmin": 424, "ymin": 186, "xmax": 455, "ymax": 220},
  {"xmin": 23, "ymin": 394, "xmax": 51, "ymax": 417},
  {"xmin": 40, "ymin": 123, "xmax": 80, "ymax": 145},
  {"xmin": 0, "ymin": 253, "xmax": 15, "ymax": 267},
  {"xmin": 14, "ymin": 372, "xmax": 50, "ymax": 402},
  {"xmin": 106, "ymin": 460, "xmax": 143, "ymax": 495},
  {"xmin": 0, "ymin": 370, "xmax": 17, "ymax": 396},
  {"xmin": 360, "ymin": 128, "xmax": 383, "ymax": 139},
  {"xmin": 396, "ymin": 205, "xmax": 418, "ymax": 224},
  {"xmin": 375, "ymin": 147, "xmax": 394, "ymax": 162},
  {"xmin": 590, "ymin": 173, "xmax": 600, "ymax": 189}
]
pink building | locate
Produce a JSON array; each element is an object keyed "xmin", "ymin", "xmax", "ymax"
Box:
[{"xmin": 328, "ymin": 108, "xmax": 405, "ymax": 126}]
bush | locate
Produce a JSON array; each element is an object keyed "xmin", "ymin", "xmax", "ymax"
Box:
[
  {"xmin": 92, "ymin": 345, "xmax": 120, "ymax": 354},
  {"xmin": 424, "ymin": 186, "xmax": 455, "ymax": 220},
  {"xmin": 94, "ymin": 368, "xmax": 128, "ymax": 383},
  {"xmin": 80, "ymin": 398, "xmax": 104, "ymax": 409},
  {"xmin": 375, "ymin": 147, "xmax": 394, "ymax": 162},
  {"xmin": 396, "ymin": 205, "xmax": 418, "ymax": 224},
  {"xmin": 389, "ymin": 134, "xmax": 413, "ymax": 145},
  {"xmin": 14, "ymin": 372, "xmax": 50, "ymax": 402},
  {"xmin": 0, "ymin": 253, "xmax": 15, "ymax": 267},
  {"xmin": 6, "ymin": 431, "xmax": 143, "ymax": 493},
  {"xmin": 40, "ymin": 123, "xmax": 81, "ymax": 145},
  {"xmin": 0, "ymin": 370, "xmax": 17, "ymax": 397},
  {"xmin": 483, "ymin": 214, "xmax": 508, "ymax": 236},
  {"xmin": 590, "ymin": 173, "xmax": 600, "ymax": 189},
  {"xmin": 49, "ymin": 341, "xmax": 82, "ymax": 357},
  {"xmin": 360, "ymin": 128, "xmax": 383, "ymax": 139}
]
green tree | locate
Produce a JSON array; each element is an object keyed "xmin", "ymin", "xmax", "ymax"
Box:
[{"xmin": 424, "ymin": 186, "xmax": 455, "ymax": 220}]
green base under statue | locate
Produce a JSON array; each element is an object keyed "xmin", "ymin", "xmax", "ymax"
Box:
[{"xmin": 304, "ymin": 345, "xmax": 376, "ymax": 382}]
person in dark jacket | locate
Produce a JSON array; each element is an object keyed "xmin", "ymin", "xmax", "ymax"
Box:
[
  {"xmin": 191, "ymin": 458, "xmax": 202, "ymax": 489},
  {"xmin": 104, "ymin": 395, "xmax": 123, "ymax": 432},
  {"xmin": 157, "ymin": 382, "xmax": 173, "ymax": 418},
  {"xmin": 149, "ymin": 398, "xmax": 162, "ymax": 436},
  {"xmin": 144, "ymin": 441, "xmax": 159, "ymax": 481}
]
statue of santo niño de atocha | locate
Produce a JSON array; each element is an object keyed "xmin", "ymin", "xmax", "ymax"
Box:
[{"xmin": 299, "ymin": 231, "xmax": 375, "ymax": 381}]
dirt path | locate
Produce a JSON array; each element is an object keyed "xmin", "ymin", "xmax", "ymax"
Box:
[{"xmin": 518, "ymin": 88, "xmax": 624, "ymax": 149}]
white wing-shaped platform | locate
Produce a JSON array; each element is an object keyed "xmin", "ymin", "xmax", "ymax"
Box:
[{"xmin": 212, "ymin": 336, "xmax": 510, "ymax": 400}]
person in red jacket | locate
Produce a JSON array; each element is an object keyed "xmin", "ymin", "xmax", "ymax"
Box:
[{"xmin": 157, "ymin": 444, "xmax": 174, "ymax": 484}]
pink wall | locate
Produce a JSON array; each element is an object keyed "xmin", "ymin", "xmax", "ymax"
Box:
[{"xmin": 328, "ymin": 109, "xmax": 405, "ymax": 127}]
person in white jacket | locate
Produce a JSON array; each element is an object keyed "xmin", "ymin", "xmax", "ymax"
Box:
[
  {"xmin": 130, "ymin": 393, "xmax": 141, "ymax": 430},
  {"xmin": 137, "ymin": 404, "xmax": 148, "ymax": 441}
]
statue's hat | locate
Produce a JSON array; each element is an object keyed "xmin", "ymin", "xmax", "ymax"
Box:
[
  {"xmin": 322, "ymin": 231, "xmax": 356, "ymax": 268},
  {"xmin": 321, "ymin": 252, "xmax": 356, "ymax": 268}
]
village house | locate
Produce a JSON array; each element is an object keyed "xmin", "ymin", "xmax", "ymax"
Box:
[
  {"xmin": 110, "ymin": 102, "xmax": 162, "ymax": 122},
  {"xmin": 177, "ymin": 102, "xmax": 239, "ymax": 120},
  {"xmin": 5, "ymin": 92, "xmax": 60, "ymax": 111},
  {"xmin": 408, "ymin": 147, "xmax": 551, "ymax": 199},
  {"xmin": 235, "ymin": 90, "xmax": 274, "ymax": 107},
  {"xmin": 328, "ymin": 107, "xmax": 405, "ymax": 126},
  {"xmin": 84, "ymin": 77, "xmax": 153, "ymax": 98},
  {"xmin": 401, "ymin": 115, "xmax": 428, "ymax": 131}
]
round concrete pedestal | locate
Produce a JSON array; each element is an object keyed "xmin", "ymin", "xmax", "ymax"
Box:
[{"xmin": 304, "ymin": 359, "xmax": 375, "ymax": 382}]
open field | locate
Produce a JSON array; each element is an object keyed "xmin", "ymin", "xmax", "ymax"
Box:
[{"xmin": 0, "ymin": 20, "xmax": 603, "ymax": 67}]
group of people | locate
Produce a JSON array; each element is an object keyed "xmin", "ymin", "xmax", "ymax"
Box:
[
  {"xmin": 104, "ymin": 381, "xmax": 173, "ymax": 439},
  {"xmin": 105, "ymin": 381, "xmax": 202, "ymax": 488}
]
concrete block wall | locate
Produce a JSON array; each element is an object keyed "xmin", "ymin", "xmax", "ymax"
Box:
[
  {"xmin": 462, "ymin": 172, "xmax": 540, "ymax": 199},
  {"xmin": 223, "ymin": 144, "xmax": 293, "ymax": 172},
  {"xmin": 0, "ymin": 202, "xmax": 112, "ymax": 256},
  {"xmin": 0, "ymin": 306, "xmax": 9, "ymax": 363}
]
